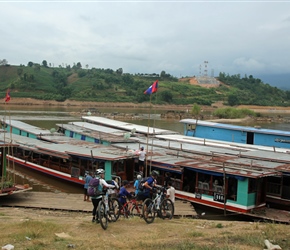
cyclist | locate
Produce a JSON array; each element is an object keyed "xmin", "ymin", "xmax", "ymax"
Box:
[
  {"xmin": 91, "ymin": 169, "xmax": 115, "ymax": 223},
  {"xmin": 118, "ymin": 180, "xmax": 132, "ymax": 207},
  {"xmin": 136, "ymin": 170, "xmax": 158, "ymax": 202},
  {"xmin": 133, "ymin": 174, "xmax": 142, "ymax": 196}
]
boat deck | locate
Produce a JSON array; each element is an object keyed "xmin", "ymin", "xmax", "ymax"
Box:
[{"xmin": 0, "ymin": 191, "xmax": 197, "ymax": 218}]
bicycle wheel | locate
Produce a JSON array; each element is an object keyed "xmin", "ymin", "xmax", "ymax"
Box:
[
  {"xmin": 160, "ymin": 198, "xmax": 174, "ymax": 220},
  {"xmin": 130, "ymin": 202, "xmax": 142, "ymax": 217},
  {"xmin": 108, "ymin": 197, "xmax": 121, "ymax": 222},
  {"xmin": 121, "ymin": 203, "xmax": 130, "ymax": 218},
  {"xmin": 98, "ymin": 201, "xmax": 108, "ymax": 230},
  {"xmin": 142, "ymin": 198, "xmax": 156, "ymax": 224}
]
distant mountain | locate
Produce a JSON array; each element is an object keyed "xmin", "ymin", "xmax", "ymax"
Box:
[{"xmin": 257, "ymin": 74, "xmax": 290, "ymax": 90}]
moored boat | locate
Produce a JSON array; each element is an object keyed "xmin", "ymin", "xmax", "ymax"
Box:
[
  {"xmin": 1, "ymin": 141, "xmax": 32, "ymax": 196},
  {"xmin": 2, "ymin": 118, "xmax": 290, "ymax": 219}
]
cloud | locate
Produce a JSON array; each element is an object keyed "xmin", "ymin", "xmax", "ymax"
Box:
[{"xmin": 0, "ymin": 1, "xmax": 290, "ymax": 83}]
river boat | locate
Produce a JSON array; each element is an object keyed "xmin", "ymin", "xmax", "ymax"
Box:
[
  {"xmin": 57, "ymin": 116, "xmax": 290, "ymax": 211},
  {"xmin": 81, "ymin": 116, "xmax": 179, "ymax": 136},
  {"xmin": 2, "ymin": 119, "xmax": 290, "ymax": 217},
  {"xmin": 0, "ymin": 132, "xmax": 137, "ymax": 187},
  {"xmin": 180, "ymin": 118, "xmax": 290, "ymax": 149},
  {"xmin": 2, "ymin": 119, "xmax": 62, "ymax": 139},
  {"xmin": 56, "ymin": 121, "xmax": 142, "ymax": 145},
  {"xmin": 0, "ymin": 141, "xmax": 32, "ymax": 196}
]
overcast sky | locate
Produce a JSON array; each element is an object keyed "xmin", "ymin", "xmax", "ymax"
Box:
[{"xmin": 1, "ymin": 0, "xmax": 290, "ymax": 81}]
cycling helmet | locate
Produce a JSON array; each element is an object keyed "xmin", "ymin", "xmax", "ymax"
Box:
[
  {"xmin": 137, "ymin": 174, "xmax": 142, "ymax": 180},
  {"xmin": 96, "ymin": 169, "xmax": 105, "ymax": 175},
  {"xmin": 151, "ymin": 170, "xmax": 158, "ymax": 176}
]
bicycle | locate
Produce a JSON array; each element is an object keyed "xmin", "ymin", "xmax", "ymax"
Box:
[
  {"xmin": 98, "ymin": 188, "xmax": 121, "ymax": 230},
  {"xmin": 120, "ymin": 194, "xmax": 143, "ymax": 218},
  {"xmin": 142, "ymin": 186, "xmax": 174, "ymax": 224}
]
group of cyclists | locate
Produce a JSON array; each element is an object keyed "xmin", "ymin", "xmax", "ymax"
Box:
[{"xmin": 85, "ymin": 168, "xmax": 175, "ymax": 224}]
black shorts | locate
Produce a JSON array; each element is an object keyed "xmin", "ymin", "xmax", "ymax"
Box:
[
  {"xmin": 136, "ymin": 191, "xmax": 150, "ymax": 202},
  {"xmin": 138, "ymin": 160, "xmax": 144, "ymax": 166},
  {"xmin": 84, "ymin": 188, "xmax": 88, "ymax": 195}
]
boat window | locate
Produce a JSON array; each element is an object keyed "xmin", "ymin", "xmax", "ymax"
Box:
[
  {"xmin": 248, "ymin": 178, "xmax": 257, "ymax": 193},
  {"xmin": 112, "ymin": 161, "xmax": 125, "ymax": 175},
  {"xmin": 187, "ymin": 124, "xmax": 196, "ymax": 130},
  {"xmin": 71, "ymin": 167, "xmax": 80, "ymax": 178},
  {"xmin": 267, "ymin": 176, "xmax": 281, "ymax": 195},
  {"xmin": 227, "ymin": 177, "xmax": 237, "ymax": 201}
]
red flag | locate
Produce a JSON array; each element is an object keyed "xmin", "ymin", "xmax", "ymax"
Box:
[
  {"xmin": 5, "ymin": 89, "xmax": 10, "ymax": 102},
  {"xmin": 144, "ymin": 80, "xmax": 158, "ymax": 95}
]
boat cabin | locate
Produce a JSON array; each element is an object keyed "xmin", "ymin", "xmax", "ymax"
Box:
[
  {"xmin": 148, "ymin": 154, "xmax": 280, "ymax": 214},
  {"xmin": 180, "ymin": 119, "xmax": 290, "ymax": 149}
]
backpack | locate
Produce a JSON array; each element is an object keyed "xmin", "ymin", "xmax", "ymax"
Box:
[
  {"xmin": 138, "ymin": 177, "xmax": 150, "ymax": 192},
  {"xmin": 87, "ymin": 178, "xmax": 102, "ymax": 196}
]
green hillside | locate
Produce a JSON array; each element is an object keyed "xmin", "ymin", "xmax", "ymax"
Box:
[{"xmin": 1, "ymin": 63, "xmax": 290, "ymax": 107}]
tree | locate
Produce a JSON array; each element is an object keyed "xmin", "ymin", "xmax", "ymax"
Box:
[
  {"xmin": 76, "ymin": 62, "xmax": 82, "ymax": 69},
  {"xmin": 191, "ymin": 103, "xmax": 201, "ymax": 119},
  {"xmin": 42, "ymin": 60, "xmax": 48, "ymax": 67},
  {"xmin": 160, "ymin": 90, "xmax": 173, "ymax": 103},
  {"xmin": 17, "ymin": 68, "xmax": 23, "ymax": 76},
  {"xmin": 0, "ymin": 59, "xmax": 8, "ymax": 65},
  {"xmin": 228, "ymin": 94, "xmax": 239, "ymax": 106},
  {"xmin": 116, "ymin": 68, "xmax": 123, "ymax": 75},
  {"xmin": 28, "ymin": 61, "xmax": 33, "ymax": 67}
]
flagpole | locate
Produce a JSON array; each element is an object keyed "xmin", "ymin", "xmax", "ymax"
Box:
[
  {"xmin": 143, "ymin": 80, "xmax": 158, "ymax": 178},
  {"xmin": 145, "ymin": 93, "xmax": 152, "ymax": 177},
  {"xmin": 149, "ymin": 90, "xmax": 157, "ymax": 175}
]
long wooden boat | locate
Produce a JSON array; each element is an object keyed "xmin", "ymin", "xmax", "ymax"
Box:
[
  {"xmin": 2, "ymin": 119, "xmax": 62, "ymax": 139},
  {"xmin": 180, "ymin": 118, "xmax": 290, "ymax": 149},
  {"xmin": 0, "ymin": 132, "xmax": 137, "ymax": 187},
  {"xmin": 81, "ymin": 116, "xmax": 179, "ymax": 136},
  {"xmin": 55, "ymin": 116, "xmax": 290, "ymax": 211},
  {"xmin": 3, "ymin": 119, "xmax": 290, "ymax": 219},
  {"xmin": 0, "ymin": 141, "xmax": 32, "ymax": 196}
]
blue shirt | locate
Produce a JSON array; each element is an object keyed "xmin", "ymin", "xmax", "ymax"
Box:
[
  {"xmin": 134, "ymin": 180, "xmax": 139, "ymax": 195},
  {"xmin": 84, "ymin": 175, "xmax": 92, "ymax": 189},
  {"xmin": 118, "ymin": 186, "xmax": 132, "ymax": 204},
  {"xmin": 144, "ymin": 176, "xmax": 155, "ymax": 194}
]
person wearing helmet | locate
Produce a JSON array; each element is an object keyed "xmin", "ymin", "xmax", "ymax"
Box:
[
  {"xmin": 138, "ymin": 146, "xmax": 146, "ymax": 174},
  {"xmin": 91, "ymin": 168, "xmax": 115, "ymax": 223},
  {"xmin": 136, "ymin": 170, "xmax": 158, "ymax": 202},
  {"xmin": 133, "ymin": 174, "xmax": 142, "ymax": 196}
]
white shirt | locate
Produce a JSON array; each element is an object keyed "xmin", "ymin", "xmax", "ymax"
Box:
[
  {"xmin": 139, "ymin": 150, "xmax": 146, "ymax": 161},
  {"xmin": 95, "ymin": 178, "xmax": 115, "ymax": 199},
  {"xmin": 167, "ymin": 186, "xmax": 175, "ymax": 203}
]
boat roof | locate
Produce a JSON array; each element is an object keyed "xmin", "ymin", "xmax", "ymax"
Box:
[
  {"xmin": 148, "ymin": 155, "xmax": 280, "ymax": 178},
  {"xmin": 82, "ymin": 116, "xmax": 179, "ymax": 135},
  {"xmin": 180, "ymin": 119, "xmax": 290, "ymax": 136},
  {"xmin": 3, "ymin": 120, "xmax": 62, "ymax": 136},
  {"xmin": 56, "ymin": 122, "xmax": 140, "ymax": 143},
  {"xmin": 154, "ymin": 134, "xmax": 290, "ymax": 153},
  {"xmin": 112, "ymin": 133, "xmax": 290, "ymax": 173},
  {"xmin": 0, "ymin": 133, "xmax": 136, "ymax": 161}
]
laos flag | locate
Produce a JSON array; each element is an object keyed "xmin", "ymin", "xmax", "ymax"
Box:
[
  {"xmin": 144, "ymin": 80, "xmax": 158, "ymax": 95},
  {"xmin": 5, "ymin": 89, "xmax": 10, "ymax": 103}
]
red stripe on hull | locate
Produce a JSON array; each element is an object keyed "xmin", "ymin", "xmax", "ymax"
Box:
[
  {"xmin": 176, "ymin": 193, "xmax": 250, "ymax": 214},
  {"xmin": 8, "ymin": 157, "xmax": 84, "ymax": 186}
]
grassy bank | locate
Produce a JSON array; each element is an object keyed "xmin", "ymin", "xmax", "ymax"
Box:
[{"xmin": 0, "ymin": 207, "xmax": 288, "ymax": 250}]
